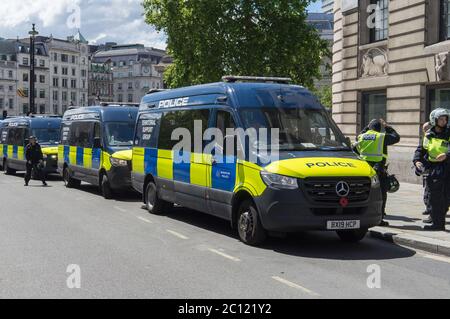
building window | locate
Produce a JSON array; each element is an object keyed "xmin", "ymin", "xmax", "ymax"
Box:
[
  {"xmin": 361, "ymin": 91, "xmax": 387, "ymax": 129},
  {"xmin": 8, "ymin": 71, "xmax": 13, "ymax": 78},
  {"xmin": 428, "ymin": 86, "xmax": 450, "ymax": 115},
  {"xmin": 118, "ymin": 94, "xmax": 123, "ymax": 102},
  {"xmin": 370, "ymin": 0, "xmax": 388, "ymax": 42},
  {"xmin": 53, "ymin": 91, "xmax": 59, "ymax": 101},
  {"xmin": 23, "ymin": 73, "xmax": 29, "ymax": 82},
  {"xmin": 53, "ymin": 77, "xmax": 59, "ymax": 87},
  {"xmin": 62, "ymin": 79, "xmax": 68, "ymax": 88},
  {"xmin": 128, "ymin": 94, "xmax": 133, "ymax": 102},
  {"xmin": 72, "ymin": 56, "xmax": 76, "ymax": 64},
  {"xmin": 54, "ymin": 66, "xmax": 58, "ymax": 74},
  {"xmin": 128, "ymin": 82, "xmax": 133, "ymax": 89},
  {"xmin": 61, "ymin": 54, "xmax": 68, "ymax": 63},
  {"xmin": 23, "ymin": 103, "xmax": 29, "ymax": 114},
  {"xmin": 40, "ymin": 90, "xmax": 45, "ymax": 99},
  {"xmin": 9, "ymin": 85, "xmax": 13, "ymax": 92},
  {"xmin": 23, "ymin": 58, "xmax": 29, "ymax": 65},
  {"xmin": 39, "ymin": 60, "xmax": 45, "ymax": 67},
  {"xmin": 62, "ymin": 92, "xmax": 68, "ymax": 102},
  {"xmin": 53, "ymin": 53, "xmax": 58, "ymax": 61},
  {"xmin": 40, "ymin": 75, "xmax": 45, "ymax": 83},
  {"xmin": 72, "ymin": 68, "xmax": 76, "ymax": 76},
  {"xmin": 39, "ymin": 104, "xmax": 46, "ymax": 114},
  {"xmin": 53, "ymin": 105, "xmax": 58, "ymax": 115},
  {"xmin": 0, "ymin": 98, "xmax": 3, "ymax": 108},
  {"xmin": 9, "ymin": 98, "xmax": 13, "ymax": 109},
  {"xmin": 62, "ymin": 67, "xmax": 68, "ymax": 75},
  {"xmin": 71, "ymin": 79, "xmax": 77, "ymax": 89},
  {"xmin": 118, "ymin": 83, "xmax": 122, "ymax": 90},
  {"xmin": 71, "ymin": 92, "xmax": 77, "ymax": 103}
]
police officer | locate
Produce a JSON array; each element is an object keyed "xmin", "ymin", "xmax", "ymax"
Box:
[
  {"xmin": 355, "ymin": 119, "xmax": 401, "ymax": 226},
  {"xmin": 419, "ymin": 122, "xmax": 432, "ymax": 221},
  {"xmin": 413, "ymin": 108, "xmax": 450, "ymax": 231},
  {"xmin": 24, "ymin": 136, "xmax": 47, "ymax": 187}
]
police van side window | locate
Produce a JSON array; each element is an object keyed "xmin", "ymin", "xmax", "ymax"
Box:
[
  {"xmin": 158, "ymin": 109, "xmax": 210, "ymax": 151},
  {"xmin": 136, "ymin": 113, "xmax": 161, "ymax": 148},
  {"xmin": 0, "ymin": 128, "xmax": 6, "ymax": 143},
  {"xmin": 61, "ymin": 123, "xmax": 71, "ymax": 145},
  {"xmin": 7, "ymin": 128, "xmax": 25, "ymax": 146},
  {"xmin": 68, "ymin": 122, "xmax": 93, "ymax": 148}
]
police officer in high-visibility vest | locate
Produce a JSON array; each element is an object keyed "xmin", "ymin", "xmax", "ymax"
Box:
[
  {"xmin": 413, "ymin": 108, "xmax": 450, "ymax": 231},
  {"xmin": 355, "ymin": 119, "xmax": 400, "ymax": 226}
]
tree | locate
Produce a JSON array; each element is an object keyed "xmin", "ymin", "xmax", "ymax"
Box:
[
  {"xmin": 312, "ymin": 85, "xmax": 332, "ymax": 109},
  {"xmin": 143, "ymin": 0, "xmax": 329, "ymax": 89}
]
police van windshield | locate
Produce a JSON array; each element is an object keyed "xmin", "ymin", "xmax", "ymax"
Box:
[
  {"xmin": 239, "ymin": 107, "xmax": 350, "ymax": 151},
  {"xmin": 105, "ymin": 122, "xmax": 135, "ymax": 147},
  {"xmin": 32, "ymin": 128, "xmax": 60, "ymax": 145}
]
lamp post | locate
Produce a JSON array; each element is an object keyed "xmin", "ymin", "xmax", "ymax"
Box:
[{"xmin": 28, "ymin": 24, "xmax": 38, "ymax": 115}]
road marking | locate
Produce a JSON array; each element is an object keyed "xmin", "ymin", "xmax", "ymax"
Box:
[
  {"xmin": 208, "ymin": 248, "xmax": 240, "ymax": 262},
  {"xmin": 271, "ymin": 276, "xmax": 320, "ymax": 297},
  {"xmin": 420, "ymin": 253, "xmax": 450, "ymax": 264},
  {"xmin": 113, "ymin": 206, "xmax": 127, "ymax": 213},
  {"xmin": 166, "ymin": 230, "xmax": 189, "ymax": 240},
  {"xmin": 137, "ymin": 216, "xmax": 153, "ymax": 224}
]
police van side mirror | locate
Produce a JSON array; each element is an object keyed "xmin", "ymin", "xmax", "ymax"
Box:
[
  {"xmin": 93, "ymin": 137, "xmax": 102, "ymax": 149},
  {"xmin": 345, "ymin": 137, "xmax": 351, "ymax": 147}
]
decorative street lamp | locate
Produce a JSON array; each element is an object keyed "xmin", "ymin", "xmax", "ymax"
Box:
[{"xmin": 28, "ymin": 23, "xmax": 38, "ymax": 115}]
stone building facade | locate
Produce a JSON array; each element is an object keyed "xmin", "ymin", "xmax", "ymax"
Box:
[
  {"xmin": 92, "ymin": 44, "xmax": 166, "ymax": 104},
  {"xmin": 333, "ymin": 0, "xmax": 450, "ymax": 183},
  {"xmin": 0, "ymin": 40, "xmax": 18, "ymax": 115}
]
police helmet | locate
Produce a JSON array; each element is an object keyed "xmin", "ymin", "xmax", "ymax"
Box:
[
  {"xmin": 387, "ymin": 174, "xmax": 400, "ymax": 193},
  {"xmin": 430, "ymin": 108, "xmax": 450, "ymax": 127}
]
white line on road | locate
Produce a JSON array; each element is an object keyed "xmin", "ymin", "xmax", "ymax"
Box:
[
  {"xmin": 208, "ymin": 248, "xmax": 240, "ymax": 262},
  {"xmin": 166, "ymin": 230, "xmax": 189, "ymax": 240},
  {"xmin": 271, "ymin": 276, "xmax": 320, "ymax": 297},
  {"xmin": 420, "ymin": 253, "xmax": 450, "ymax": 264},
  {"xmin": 113, "ymin": 206, "xmax": 127, "ymax": 213},
  {"xmin": 137, "ymin": 216, "xmax": 153, "ymax": 224}
]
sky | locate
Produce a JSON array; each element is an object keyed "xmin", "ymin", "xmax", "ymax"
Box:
[{"xmin": 0, "ymin": 0, "xmax": 323, "ymax": 50}]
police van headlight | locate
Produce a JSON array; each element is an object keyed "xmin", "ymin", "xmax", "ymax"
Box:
[
  {"xmin": 261, "ymin": 171, "xmax": 298, "ymax": 190},
  {"xmin": 371, "ymin": 175, "xmax": 380, "ymax": 188},
  {"xmin": 110, "ymin": 157, "xmax": 128, "ymax": 167}
]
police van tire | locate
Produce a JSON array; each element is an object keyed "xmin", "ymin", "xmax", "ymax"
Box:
[
  {"xmin": 101, "ymin": 175, "xmax": 114, "ymax": 200},
  {"xmin": 145, "ymin": 182, "xmax": 172, "ymax": 215},
  {"xmin": 3, "ymin": 160, "xmax": 15, "ymax": 175},
  {"xmin": 336, "ymin": 228, "xmax": 368, "ymax": 243},
  {"xmin": 237, "ymin": 200, "xmax": 267, "ymax": 246},
  {"xmin": 63, "ymin": 168, "xmax": 80, "ymax": 188}
]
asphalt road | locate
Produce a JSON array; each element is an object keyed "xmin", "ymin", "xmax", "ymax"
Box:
[{"xmin": 1, "ymin": 173, "xmax": 450, "ymax": 299}]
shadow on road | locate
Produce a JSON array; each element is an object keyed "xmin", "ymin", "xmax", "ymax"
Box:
[
  {"xmin": 162, "ymin": 206, "xmax": 417, "ymax": 261},
  {"xmin": 76, "ymin": 183, "xmax": 141, "ymax": 203},
  {"xmin": 386, "ymin": 215, "xmax": 421, "ymax": 223}
]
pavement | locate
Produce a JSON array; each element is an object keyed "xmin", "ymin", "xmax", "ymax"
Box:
[
  {"xmin": 1, "ymin": 173, "xmax": 450, "ymax": 298},
  {"xmin": 370, "ymin": 182, "xmax": 450, "ymax": 257}
]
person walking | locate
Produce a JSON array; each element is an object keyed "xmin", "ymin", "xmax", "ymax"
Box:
[
  {"xmin": 24, "ymin": 136, "xmax": 47, "ymax": 187},
  {"xmin": 413, "ymin": 108, "xmax": 450, "ymax": 231},
  {"xmin": 354, "ymin": 119, "xmax": 401, "ymax": 226}
]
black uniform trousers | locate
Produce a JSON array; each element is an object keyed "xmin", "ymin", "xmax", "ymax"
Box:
[
  {"xmin": 25, "ymin": 162, "xmax": 46, "ymax": 185},
  {"xmin": 426, "ymin": 164, "xmax": 450, "ymax": 228}
]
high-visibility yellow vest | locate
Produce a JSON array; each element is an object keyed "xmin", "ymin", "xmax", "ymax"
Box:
[
  {"xmin": 357, "ymin": 130, "xmax": 387, "ymax": 163},
  {"xmin": 423, "ymin": 136, "xmax": 449, "ymax": 162}
]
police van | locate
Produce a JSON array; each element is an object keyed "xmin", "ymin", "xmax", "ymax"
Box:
[
  {"xmin": 132, "ymin": 76, "xmax": 382, "ymax": 245},
  {"xmin": 0, "ymin": 116, "xmax": 61, "ymax": 175},
  {"xmin": 58, "ymin": 105, "xmax": 138, "ymax": 199}
]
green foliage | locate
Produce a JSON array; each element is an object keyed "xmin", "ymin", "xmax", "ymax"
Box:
[
  {"xmin": 143, "ymin": 0, "xmax": 329, "ymax": 88},
  {"xmin": 312, "ymin": 85, "xmax": 332, "ymax": 109}
]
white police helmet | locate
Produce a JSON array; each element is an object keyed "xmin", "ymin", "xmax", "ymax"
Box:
[{"xmin": 430, "ymin": 108, "xmax": 450, "ymax": 127}]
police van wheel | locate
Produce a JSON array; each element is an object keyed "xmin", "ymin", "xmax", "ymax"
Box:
[
  {"xmin": 101, "ymin": 175, "xmax": 114, "ymax": 200},
  {"xmin": 63, "ymin": 168, "xmax": 80, "ymax": 188},
  {"xmin": 336, "ymin": 228, "xmax": 368, "ymax": 243},
  {"xmin": 237, "ymin": 200, "xmax": 267, "ymax": 246},
  {"xmin": 3, "ymin": 160, "xmax": 15, "ymax": 175},
  {"xmin": 146, "ymin": 182, "xmax": 172, "ymax": 215}
]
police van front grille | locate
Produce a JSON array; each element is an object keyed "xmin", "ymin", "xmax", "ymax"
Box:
[{"xmin": 303, "ymin": 177, "xmax": 371, "ymax": 203}]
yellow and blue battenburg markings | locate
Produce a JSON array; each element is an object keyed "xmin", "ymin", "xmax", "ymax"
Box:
[
  {"xmin": 134, "ymin": 147, "xmax": 238, "ymax": 192},
  {"xmin": 61, "ymin": 145, "xmax": 102, "ymax": 170},
  {"xmin": 2, "ymin": 145, "xmax": 25, "ymax": 160}
]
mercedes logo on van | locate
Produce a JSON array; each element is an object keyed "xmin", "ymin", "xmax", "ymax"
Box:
[{"xmin": 336, "ymin": 181, "xmax": 350, "ymax": 197}]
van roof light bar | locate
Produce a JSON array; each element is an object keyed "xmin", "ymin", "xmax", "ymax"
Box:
[
  {"xmin": 99, "ymin": 102, "xmax": 140, "ymax": 107},
  {"xmin": 222, "ymin": 75, "xmax": 292, "ymax": 84},
  {"xmin": 146, "ymin": 89, "xmax": 167, "ymax": 95}
]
